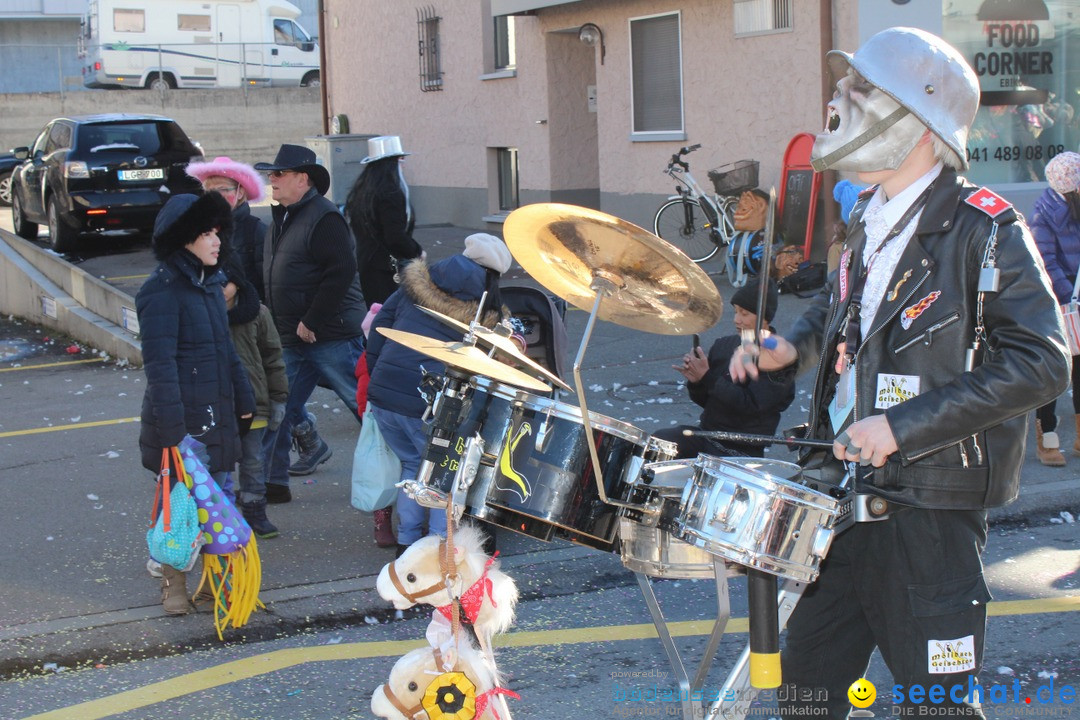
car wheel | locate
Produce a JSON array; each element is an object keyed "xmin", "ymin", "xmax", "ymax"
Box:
[
  {"xmin": 301, "ymin": 71, "xmax": 320, "ymax": 88},
  {"xmin": 0, "ymin": 171, "xmax": 12, "ymax": 207},
  {"xmin": 47, "ymin": 197, "xmax": 78, "ymax": 253},
  {"xmin": 11, "ymin": 191, "xmax": 39, "ymax": 240}
]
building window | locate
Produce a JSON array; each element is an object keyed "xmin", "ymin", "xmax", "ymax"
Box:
[
  {"xmin": 417, "ymin": 6, "xmax": 443, "ymax": 91},
  {"xmin": 494, "ymin": 15, "xmax": 516, "ymax": 70},
  {"xmin": 113, "ymin": 8, "xmax": 145, "ymax": 33},
  {"xmin": 497, "ymin": 148, "xmax": 519, "ymax": 211},
  {"xmin": 178, "ymin": 14, "xmax": 211, "ymax": 32},
  {"xmin": 943, "ymin": 0, "xmax": 1078, "ymax": 186},
  {"xmin": 630, "ymin": 12, "xmax": 683, "ymax": 140},
  {"xmin": 734, "ymin": 0, "xmax": 792, "ymax": 37}
]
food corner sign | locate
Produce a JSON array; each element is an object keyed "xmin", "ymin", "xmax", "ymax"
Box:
[{"xmin": 971, "ymin": 0, "xmax": 1055, "ymax": 106}]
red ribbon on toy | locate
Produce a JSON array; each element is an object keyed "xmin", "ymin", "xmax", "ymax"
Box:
[
  {"xmin": 436, "ymin": 552, "xmax": 498, "ymax": 625},
  {"xmin": 474, "ymin": 686, "xmax": 521, "ymax": 720}
]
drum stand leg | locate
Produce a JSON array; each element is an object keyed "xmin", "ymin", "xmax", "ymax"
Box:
[
  {"xmin": 707, "ymin": 578, "xmax": 807, "ymax": 720},
  {"xmin": 633, "ymin": 558, "xmax": 731, "ymax": 720}
]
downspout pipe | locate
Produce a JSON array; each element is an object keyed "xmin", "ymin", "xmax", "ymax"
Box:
[{"xmin": 818, "ymin": 0, "xmax": 837, "ymax": 240}]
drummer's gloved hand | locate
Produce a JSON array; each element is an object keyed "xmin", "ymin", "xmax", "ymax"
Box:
[{"xmin": 833, "ymin": 415, "xmax": 898, "ymax": 468}]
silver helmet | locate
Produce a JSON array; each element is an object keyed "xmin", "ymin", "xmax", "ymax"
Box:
[{"xmin": 812, "ymin": 27, "xmax": 979, "ymax": 171}]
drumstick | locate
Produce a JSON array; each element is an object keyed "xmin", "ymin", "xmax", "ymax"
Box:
[
  {"xmin": 747, "ymin": 568, "xmax": 781, "ymax": 689},
  {"xmin": 682, "ymin": 429, "xmax": 834, "ymax": 450}
]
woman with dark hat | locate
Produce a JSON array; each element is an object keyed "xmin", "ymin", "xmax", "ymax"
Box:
[
  {"xmin": 136, "ymin": 192, "xmax": 256, "ymax": 614},
  {"xmin": 345, "ymin": 135, "xmax": 425, "ymax": 305}
]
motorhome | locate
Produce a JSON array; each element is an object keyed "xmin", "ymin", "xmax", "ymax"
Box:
[{"xmin": 80, "ymin": 0, "xmax": 320, "ymax": 89}]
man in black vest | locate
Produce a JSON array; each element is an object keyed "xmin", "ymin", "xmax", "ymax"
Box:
[
  {"xmin": 730, "ymin": 28, "xmax": 1070, "ymax": 718},
  {"xmin": 256, "ymin": 144, "xmax": 367, "ymax": 503}
]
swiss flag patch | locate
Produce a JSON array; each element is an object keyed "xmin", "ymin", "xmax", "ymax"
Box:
[{"xmin": 964, "ymin": 188, "xmax": 1012, "ymax": 218}]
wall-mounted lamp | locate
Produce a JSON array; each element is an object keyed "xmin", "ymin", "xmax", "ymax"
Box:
[{"xmin": 578, "ymin": 22, "xmax": 605, "ymax": 65}]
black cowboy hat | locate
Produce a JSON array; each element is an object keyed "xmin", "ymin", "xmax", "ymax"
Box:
[{"xmin": 254, "ymin": 144, "xmax": 331, "ymax": 196}]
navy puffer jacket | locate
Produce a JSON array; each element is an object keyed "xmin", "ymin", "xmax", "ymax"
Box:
[
  {"xmin": 366, "ymin": 256, "xmax": 502, "ymax": 418},
  {"xmin": 1031, "ymin": 188, "xmax": 1080, "ymax": 303},
  {"xmin": 137, "ymin": 249, "xmax": 256, "ymax": 473}
]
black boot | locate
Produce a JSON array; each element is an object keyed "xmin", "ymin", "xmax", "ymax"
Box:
[
  {"xmin": 288, "ymin": 414, "xmax": 332, "ymax": 476},
  {"xmin": 240, "ymin": 499, "xmax": 280, "ymax": 539},
  {"xmin": 395, "ymin": 543, "xmax": 409, "ymax": 558},
  {"xmin": 265, "ymin": 483, "xmax": 292, "ymax": 504}
]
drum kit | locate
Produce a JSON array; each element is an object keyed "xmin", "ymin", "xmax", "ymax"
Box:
[{"xmin": 379, "ymin": 203, "xmax": 878, "ymax": 720}]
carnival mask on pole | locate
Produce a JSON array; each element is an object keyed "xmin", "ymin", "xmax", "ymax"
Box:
[{"xmin": 810, "ymin": 27, "xmax": 980, "ymax": 174}]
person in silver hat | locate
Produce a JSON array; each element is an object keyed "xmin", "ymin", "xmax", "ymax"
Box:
[
  {"xmin": 345, "ymin": 135, "xmax": 425, "ymax": 305},
  {"xmin": 730, "ymin": 27, "xmax": 1069, "ymax": 718}
]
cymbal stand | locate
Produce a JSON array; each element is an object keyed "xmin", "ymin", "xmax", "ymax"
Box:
[
  {"xmin": 632, "ymin": 558, "xmax": 731, "ymax": 720},
  {"xmin": 572, "ymin": 276, "xmax": 636, "ymax": 511}
]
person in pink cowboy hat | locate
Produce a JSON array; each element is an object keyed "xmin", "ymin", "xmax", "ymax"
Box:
[{"xmin": 186, "ymin": 156, "xmax": 268, "ymax": 301}]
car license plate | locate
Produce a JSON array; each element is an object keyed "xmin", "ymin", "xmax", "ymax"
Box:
[{"xmin": 118, "ymin": 168, "xmax": 165, "ymax": 181}]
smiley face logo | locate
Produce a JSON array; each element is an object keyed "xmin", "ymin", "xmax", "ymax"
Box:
[{"xmin": 848, "ymin": 678, "xmax": 876, "ymax": 708}]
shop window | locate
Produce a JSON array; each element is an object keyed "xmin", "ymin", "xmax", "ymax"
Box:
[
  {"xmin": 734, "ymin": 0, "xmax": 793, "ymax": 37},
  {"xmin": 944, "ymin": 0, "xmax": 1078, "ymax": 185},
  {"xmin": 630, "ymin": 12, "xmax": 684, "ymax": 140},
  {"xmin": 113, "ymin": 8, "xmax": 144, "ymax": 33}
]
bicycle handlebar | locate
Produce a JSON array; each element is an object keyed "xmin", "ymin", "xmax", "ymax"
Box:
[{"xmin": 666, "ymin": 143, "xmax": 702, "ymax": 173}]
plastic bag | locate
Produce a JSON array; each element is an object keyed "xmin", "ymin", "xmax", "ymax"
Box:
[{"xmin": 351, "ymin": 405, "xmax": 401, "ymax": 512}]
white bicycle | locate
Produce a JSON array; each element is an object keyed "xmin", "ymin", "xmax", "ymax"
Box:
[{"xmin": 653, "ymin": 144, "xmax": 759, "ymax": 265}]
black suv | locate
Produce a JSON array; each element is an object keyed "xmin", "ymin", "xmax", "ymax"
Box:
[{"xmin": 10, "ymin": 114, "xmax": 203, "ymax": 252}]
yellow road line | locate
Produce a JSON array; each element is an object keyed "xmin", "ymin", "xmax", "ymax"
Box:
[
  {"xmin": 103, "ymin": 274, "xmax": 149, "ymax": 281},
  {"xmin": 0, "ymin": 416, "xmax": 139, "ymax": 438},
  {"xmin": 0, "ymin": 358, "xmax": 106, "ymax": 373},
  {"xmin": 22, "ymin": 595, "xmax": 1078, "ymax": 720}
]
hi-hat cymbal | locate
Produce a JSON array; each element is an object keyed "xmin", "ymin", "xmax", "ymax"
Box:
[
  {"xmin": 503, "ymin": 203, "xmax": 723, "ymax": 335},
  {"xmin": 414, "ymin": 305, "xmax": 572, "ymax": 392},
  {"xmin": 376, "ymin": 327, "xmax": 552, "ymax": 393}
]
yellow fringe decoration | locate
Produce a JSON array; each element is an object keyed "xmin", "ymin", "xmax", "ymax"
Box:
[{"xmin": 194, "ymin": 535, "xmax": 265, "ymax": 640}]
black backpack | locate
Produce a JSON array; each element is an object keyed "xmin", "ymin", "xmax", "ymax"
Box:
[{"xmin": 778, "ymin": 261, "xmax": 827, "ymax": 297}]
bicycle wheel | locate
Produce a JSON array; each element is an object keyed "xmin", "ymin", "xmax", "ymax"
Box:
[{"xmin": 653, "ymin": 198, "xmax": 720, "ymax": 263}]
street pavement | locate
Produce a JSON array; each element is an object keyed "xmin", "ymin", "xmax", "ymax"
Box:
[{"xmin": 1, "ymin": 220, "xmax": 1079, "ymax": 718}]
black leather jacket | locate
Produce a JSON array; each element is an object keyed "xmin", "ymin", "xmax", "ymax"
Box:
[{"xmin": 790, "ymin": 169, "xmax": 1071, "ymax": 510}]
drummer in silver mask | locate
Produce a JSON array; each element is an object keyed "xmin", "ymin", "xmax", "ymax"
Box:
[{"xmin": 729, "ymin": 27, "xmax": 1070, "ymax": 719}]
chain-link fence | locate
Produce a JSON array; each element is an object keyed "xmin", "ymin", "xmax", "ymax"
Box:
[{"xmin": 0, "ymin": 43, "xmax": 84, "ymax": 95}]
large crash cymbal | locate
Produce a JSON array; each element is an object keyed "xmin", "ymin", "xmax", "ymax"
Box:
[
  {"xmin": 503, "ymin": 203, "xmax": 723, "ymax": 335},
  {"xmin": 414, "ymin": 305, "xmax": 572, "ymax": 392},
  {"xmin": 376, "ymin": 327, "xmax": 552, "ymax": 393}
]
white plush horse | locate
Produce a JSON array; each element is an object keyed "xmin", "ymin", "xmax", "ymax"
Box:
[
  {"xmin": 370, "ymin": 638, "xmax": 518, "ymax": 720},
  {"xmin": 377, "ymin": 523, "xmax": 519, "ymax": 718}
]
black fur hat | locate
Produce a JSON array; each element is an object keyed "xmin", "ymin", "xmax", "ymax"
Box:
[{"xmin": 151, "ymin": 192, "xmax": 233, "ymax": 263}]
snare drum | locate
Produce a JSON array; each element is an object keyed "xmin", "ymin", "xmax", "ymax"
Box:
[
  {"xmin": 417, "ymin": 378, "xmax": 647, "ymax": 544},
  {"xmin": 618, "ymin": 460, "xmax": 719, "ymax": 579},
  {"xmin": 676, "ymin": 456, "xmax": 839, "ymax": 582}
]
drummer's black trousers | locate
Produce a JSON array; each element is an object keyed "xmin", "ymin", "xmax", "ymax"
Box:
[{"xmin": 779, "ymin": 507, "xmax": 990, "ymax": 719}]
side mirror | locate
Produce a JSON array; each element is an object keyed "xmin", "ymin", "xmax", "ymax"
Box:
[
  {"xmin": 12, "ymin": 146, "xmax": 29, "ymax": 161},
  {"xmin": 301, "ymin": 41, "xmax": 314, "ymax": 52}
]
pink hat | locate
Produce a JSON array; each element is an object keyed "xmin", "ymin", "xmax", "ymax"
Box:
[
  {"xmin": 1045, "ymin": 151, "xmax": 1080, "ymax": 195},
  {"xmin": 186, "ymin": 156, "xmax": 265, "ymax": 203}
]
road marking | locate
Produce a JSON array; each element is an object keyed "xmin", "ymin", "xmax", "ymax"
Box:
[
  {"xmin": 103, "ymin": 273, "xmax": 149, "ymax": 282},
  {"xmin": 0, "ymin": 416, "xmax": 139, "ymax": 438},
  {"xmin": 22, "ymin": 595, "xmax": 1079, "ymax": 720},
  {"xmin": 0, "ymin": 358, "xmax": 105, "ymax": 373}
]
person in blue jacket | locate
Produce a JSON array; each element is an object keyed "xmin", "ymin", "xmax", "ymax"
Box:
[
  {"xmin": 365, "ymin": 233, "xmax": 512, "ymax": 555},
  {"xmin": 1031, "ymin": 151, "xmax": 1080, "ymax": 465},
  {"xmin": 137, "ymin": 192, "xmax": 256, "ymax": 615}
]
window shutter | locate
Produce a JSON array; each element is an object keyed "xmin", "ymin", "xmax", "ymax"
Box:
[{"xmin": 631, "ymin": 14, "xmax": 682, "ymax": 133}]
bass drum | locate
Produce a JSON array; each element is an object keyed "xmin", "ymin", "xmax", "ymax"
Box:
[{"xmin": 675, "ymin": 456, "xmax": 840, "ymax": 582}]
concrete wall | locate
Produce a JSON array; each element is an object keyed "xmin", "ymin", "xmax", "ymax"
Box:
[{"xmin": 0, "ymin": 87, "xmax": 323, "ymax": 166}]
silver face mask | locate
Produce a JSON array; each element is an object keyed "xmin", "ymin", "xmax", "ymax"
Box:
[{"xmin": 812, "ymin": 71, "xmax": 927, "ymax": 173}]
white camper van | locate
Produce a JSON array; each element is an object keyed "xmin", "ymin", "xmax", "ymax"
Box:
[{"xmin": 80, "ymin": 0, "xmax": 320, "ymax": 90}]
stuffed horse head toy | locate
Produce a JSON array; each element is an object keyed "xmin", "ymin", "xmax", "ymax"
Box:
[
  {"xmin": 376, "ymin": 524, "xmax": 518, "ymax": 637},
  {"xmin": 371, "ymin": 640, "xmax": 517, "ymax": 720}
]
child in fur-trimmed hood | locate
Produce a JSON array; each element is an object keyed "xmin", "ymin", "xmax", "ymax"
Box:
[{"xmin": 364, "ymin": 234, "xmax": 512, "ymax": 554}]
